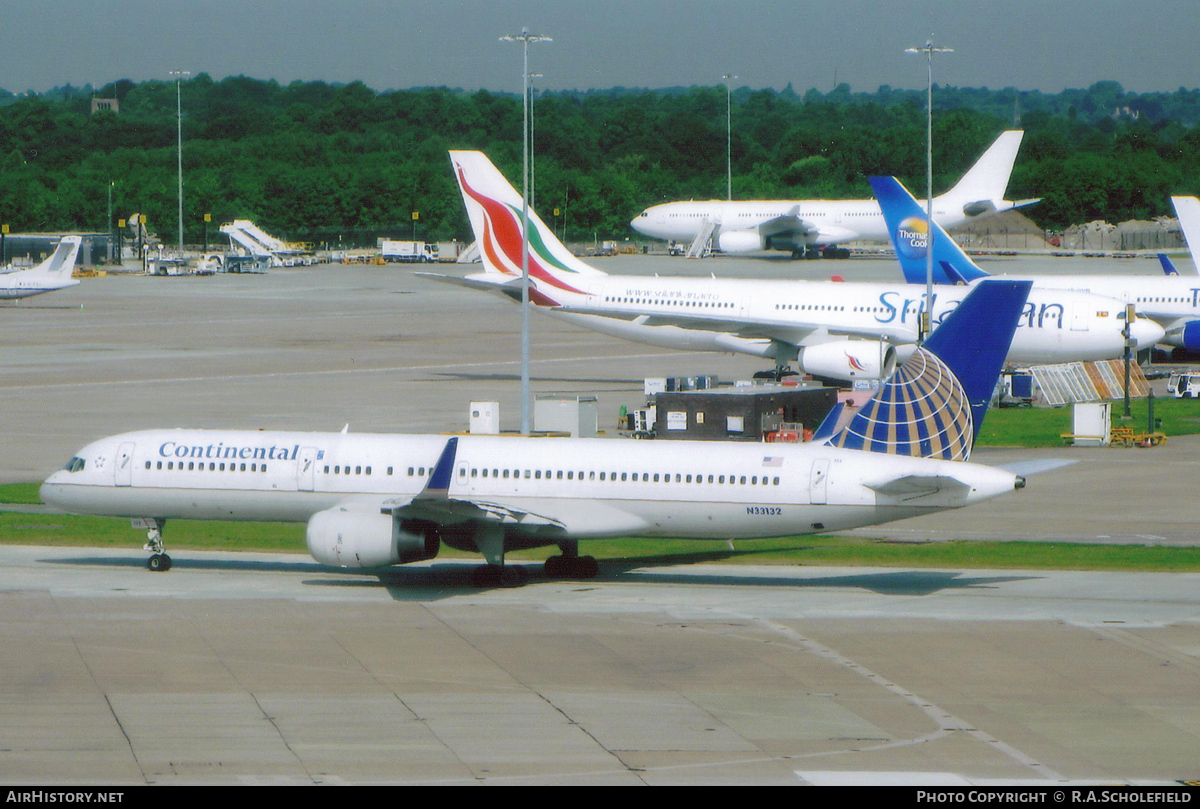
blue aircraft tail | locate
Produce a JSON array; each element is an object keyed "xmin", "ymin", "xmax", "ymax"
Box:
[
  {"xmin": 826, "ymin": 279, "xmax": 1032, "ymax": 461},
  {"xmin": 1158, "ymin": 253, "xmax": 1179, "ymax": 276},
  {"xmin": 870, "ymin": 175, "xmax": 989, "ymax": 285}
]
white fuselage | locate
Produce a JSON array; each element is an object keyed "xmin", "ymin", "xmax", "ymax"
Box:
[
  {"xmin": 976, "ymin": 273, "xmax": 1200, "ymax": 348},
  {"xmin": 538, "ymin": 273, "xmax": 1163, "ymax": 366},
  {"xmin": 0, "ymin": 273, "xmax": 78, "ymax": 300},
  {"xmin": 41, "ymin": 428, "xmax": 1019, "ymax": 545},
  {"xmin": 631, "ymin": 197, "xmax": 957, "ymax": 246}
]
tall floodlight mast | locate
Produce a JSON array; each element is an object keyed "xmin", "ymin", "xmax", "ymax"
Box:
[
  {"xmin": 500, "ymin": 28, "xmax": 551, "ymax": 435},
  {"xmin": 904, "ymin": 38, "xmax": 952, "ymax": 343},
  {"xmin": 169, "ymin": 69, "xmax": 191, "ymax": 260}
]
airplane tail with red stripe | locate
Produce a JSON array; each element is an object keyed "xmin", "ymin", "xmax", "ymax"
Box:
[{"xmin": 449, "ymin": 151, "xmax": 605, "ymax": 306}]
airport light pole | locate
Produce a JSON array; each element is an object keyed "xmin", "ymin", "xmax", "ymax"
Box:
[
  {"xmin": 722, "ymin": 74, "xmax": 737, "ymax": 201},
  {"xmin": 905, "ymin": 38, "xmax": 951, "ymax": 343},
  {"xmin": 169, "ymin": 70, "xmax": 191, "ymax": 260},
  {"xmin": 500, "ymin": 28, "xmax": 551, "ymax": 436},
  {"xmin": 529, "ymin": 72, "xmax": 542, "ymax": 210}
]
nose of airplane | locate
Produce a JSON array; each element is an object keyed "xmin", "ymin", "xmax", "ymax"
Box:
[{"xmin": 1130, "ymin": 318, "xmax": 1166, "ymax": 350}]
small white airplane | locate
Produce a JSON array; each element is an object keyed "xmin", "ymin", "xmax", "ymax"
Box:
[
  {"xmin": 426, "ymin": 151, "xmax": 1160, "ymax": 382},
  {"xmin": 872, "ymin": 176, "xmax": 1199, "ymax": 355},
  {"xmin": 41, "ymin": 278, "xmax": 1034, "ymax": 586},
  {"xmin": 630, "ymin": 130, "xmax": 1038, "ymax": 257},
  {"xmin": 0, "ymin": 236, "xmax": 83, "ymax": 301}
]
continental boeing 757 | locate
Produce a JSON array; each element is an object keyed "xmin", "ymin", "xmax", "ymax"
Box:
[
  {"xmin": 630, "ymin": 130, "xmax": 1036, "ymax": 256},
  {"xmin": 0, "ymin": 236, "xmax": 82, "ymax": 301},
  {"xmin": 42, "ymin": 280, "xmax": 1033, "ymax": 586},
  {"xmin": 425, "ymin": 151, "xmax": 1160, "ymax": 382}
]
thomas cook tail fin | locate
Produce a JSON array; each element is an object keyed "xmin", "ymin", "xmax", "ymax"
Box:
[{"xmin": 871, "ymin": 175, "xmax": 990, "ymax": 286}]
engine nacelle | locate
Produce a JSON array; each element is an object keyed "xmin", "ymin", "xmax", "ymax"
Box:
[
  {"xmin": 798, "ymin": 339, "xmax": 897, "ymax": 381},
  {"xmin": 306, "ymin": 505, "xmax": 439, "ymax": 569},
  {"xmin": 716, "ymin": 229, "xmax": 765, "ymax": 253},
  {"xmin": 1182, "ymin": 321, "xmax": 1200, "ymax": 351}
]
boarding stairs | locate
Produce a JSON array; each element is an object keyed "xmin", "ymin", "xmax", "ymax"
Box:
[{"xmin": 686, "ymin": 219, "xmax": 717, "ymax": 258}]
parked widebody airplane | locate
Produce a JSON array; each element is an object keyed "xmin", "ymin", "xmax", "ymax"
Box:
[
  {"xmin": 872, "ymin": 176, "xmax": 1198, "ymax": 354},
  {"xmin": 41, "ymin": 279, "xmax": 1033, "ymax": 586},
  {"xmin": 0, "ymin": 236, "xmax": 82, "ymax": 301},
  {"xmin": 427, "ymin": 151, "xmax": 1160, "ymax": 382},
  {"xmin": 630, "ymin": 130, "xmax": 1037, "ymax": 257}
]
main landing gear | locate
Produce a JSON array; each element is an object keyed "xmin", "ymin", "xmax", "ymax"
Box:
[
  {"xmin": 139, "ymin": 518, "xmax": 172, "ymax": 571},
  {"xmin": 543, "ymin": 541, "xmax": 599, "ymax": 580},
  {"xmin": 467, "ymin": 540, "xmax": 599, "ymax": 588}
]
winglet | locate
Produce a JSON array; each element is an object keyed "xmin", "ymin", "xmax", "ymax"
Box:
[
  {"xmin": 826, "ymin": 279, "xmax": 1032, "ymax": 461},
  {"xmin": 1158, "ymin": 253, "xmax": 1180, "ymax": 276},
  {"xmin": 870, "ymin": 176, "xmax": 989, "ymax": 285}
]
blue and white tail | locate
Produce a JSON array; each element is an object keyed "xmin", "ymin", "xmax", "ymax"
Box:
[
  {"xmin": 826, "ymin": 279, "xmax": 1032, "ymax": 461},
  {"xmin": 871, "ymin": 175, "xmax": 989, "ymax": 285},
  {"xmin": 31, "ymin": 235, "xmax": 82, "ymax": 281},
  {"xmin": 448, "ymin": 151, "xmax": 605, "ymax": 306}
]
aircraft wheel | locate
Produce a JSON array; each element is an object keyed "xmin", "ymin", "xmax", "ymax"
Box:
[
  {"xmin": 146, "ymin": 553, "xmax": 171, "ymax": 572},
  {"xmin": 544, "ymin": 555, "xmax": 598, "ymax": 580},
  {"xmin": 471, "ymin": 564, "xmax": 527, "ymax": 588}
]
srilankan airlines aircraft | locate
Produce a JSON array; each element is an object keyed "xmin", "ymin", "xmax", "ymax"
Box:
[
  {"xmin": 41, "ymin": 279, "xmax": 1033, "ymax": 586},
  {"xmin": 630, "ymin": 130, "xmax": 1037, "ymax": 257},
  {"xmin": 872, "ymin": 176, "xmax": 1198, "ymax": 355},
  {"xmin": 0, "ymin": 236, "xmax": 82, "ymax": 301},
  {"xmin": 426, "ymin": 151, "xmax": 1161, "ymax": 382}
]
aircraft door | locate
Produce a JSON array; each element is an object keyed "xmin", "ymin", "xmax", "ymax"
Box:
[
  {"xmin": 115, "ymin": 442, "xmax": 136, "ymax": 487},
  {"xmin": 1070, "ymin": 302, "xmax": 1089, "ymax": 332},
  {"xmin": 455, "ymin": 460, "xmax": 470, "ymax": 493},
  {"xmin": 809, "ymin": 459, "xmax": 830, "ymax": 505},
  {"xmin": 297, "ymin": 447, "xmax": 318, "ymax": 491}
]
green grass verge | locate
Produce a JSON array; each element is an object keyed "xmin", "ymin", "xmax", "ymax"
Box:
[
  {"xmin": 2, "ymin": 510, "xmax": 1198, "ymax": 573},
  {"xmin": 976, "ymin": 396, "xmax": 1200, "ymax": 447}
]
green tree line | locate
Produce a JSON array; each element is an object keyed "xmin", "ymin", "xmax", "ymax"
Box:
[{"xmin": 1, "ymin": 75, "xmax": 1199, "ymax": 246}]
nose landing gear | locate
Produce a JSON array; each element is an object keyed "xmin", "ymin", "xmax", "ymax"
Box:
[{"xmin": 136, "ymin": 518, "xmax": 172, "ymax": 571}]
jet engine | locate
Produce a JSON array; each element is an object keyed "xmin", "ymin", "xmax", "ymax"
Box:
[
  {"xmin": 306, "ymin": 505, "xmax": 439, "ymax": 569},
  {"xmin": 716, "ymin": 229, "xmax": 765, "ymax": 253},
  {"xmin": 798, "ymin": 340, "xmax": 897, "ymax": 381},
  {"xmin": 1182, "ymin": 321, "xmax": 1200, "ymax": 351}
]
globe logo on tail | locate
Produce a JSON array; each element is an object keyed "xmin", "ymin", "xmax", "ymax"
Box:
[
  {"xmin": 896, "ymin": 215, "xmax": 928, "ymax": 261},
  {"xmin": 827, "ymin": 346, "xmax": 973, "ymax": 461}
]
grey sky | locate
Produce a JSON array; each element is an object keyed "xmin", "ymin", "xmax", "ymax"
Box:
[{"xmin": 5, "ymin": 0, "xmax": 1197, "ymax": 96}]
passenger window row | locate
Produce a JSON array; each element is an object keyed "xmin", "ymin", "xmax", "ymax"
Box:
[
  {"xmin": 146, "ymin": 460, "xmax": 269, "ymax": 473},
  {"xmin": 461, "ymin": 467, "xmax": 781, "ymax": 486}
]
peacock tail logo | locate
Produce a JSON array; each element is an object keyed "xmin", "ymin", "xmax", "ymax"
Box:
[
  {"xmin": 846, "ymin": 353, "xmax": 867, "ymax": 372},
  {"xmin": 896, "ymin": 215, "xmax": 928, "ymax": 261},
  {"xmin": 826, "ymin": 347, "xmax": 973, "ymax": 461},
  {"xmin": 455, "ymin": 162, "xmax": 584, "ymax": 298}
]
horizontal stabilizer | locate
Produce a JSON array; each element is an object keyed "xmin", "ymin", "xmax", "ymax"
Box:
[
  {"xmin": 996, "ymin": 458, "xmax": 1076, "ymax": 477},
  {"xmin": 864, "ymin": 474, "xmax": 970, "ymax": 498}
]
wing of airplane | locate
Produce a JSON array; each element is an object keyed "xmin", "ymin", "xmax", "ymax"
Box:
[
  {"xmin": 377, "ymin": 436, "xmax": 650, "ymax": 542},
  {"xmin": 552, "ymin": 301, "xmax": 917, "ymax": 346}
]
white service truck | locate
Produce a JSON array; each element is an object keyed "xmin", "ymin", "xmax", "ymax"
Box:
[{"xmin": 380, "ymin": 240, "xmax": 438, "ymax": 263}]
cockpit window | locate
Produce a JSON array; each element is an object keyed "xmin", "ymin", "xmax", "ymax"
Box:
[{"xmin": 63, "ymin": 457, "xmax": 85, "ymax": 473}]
